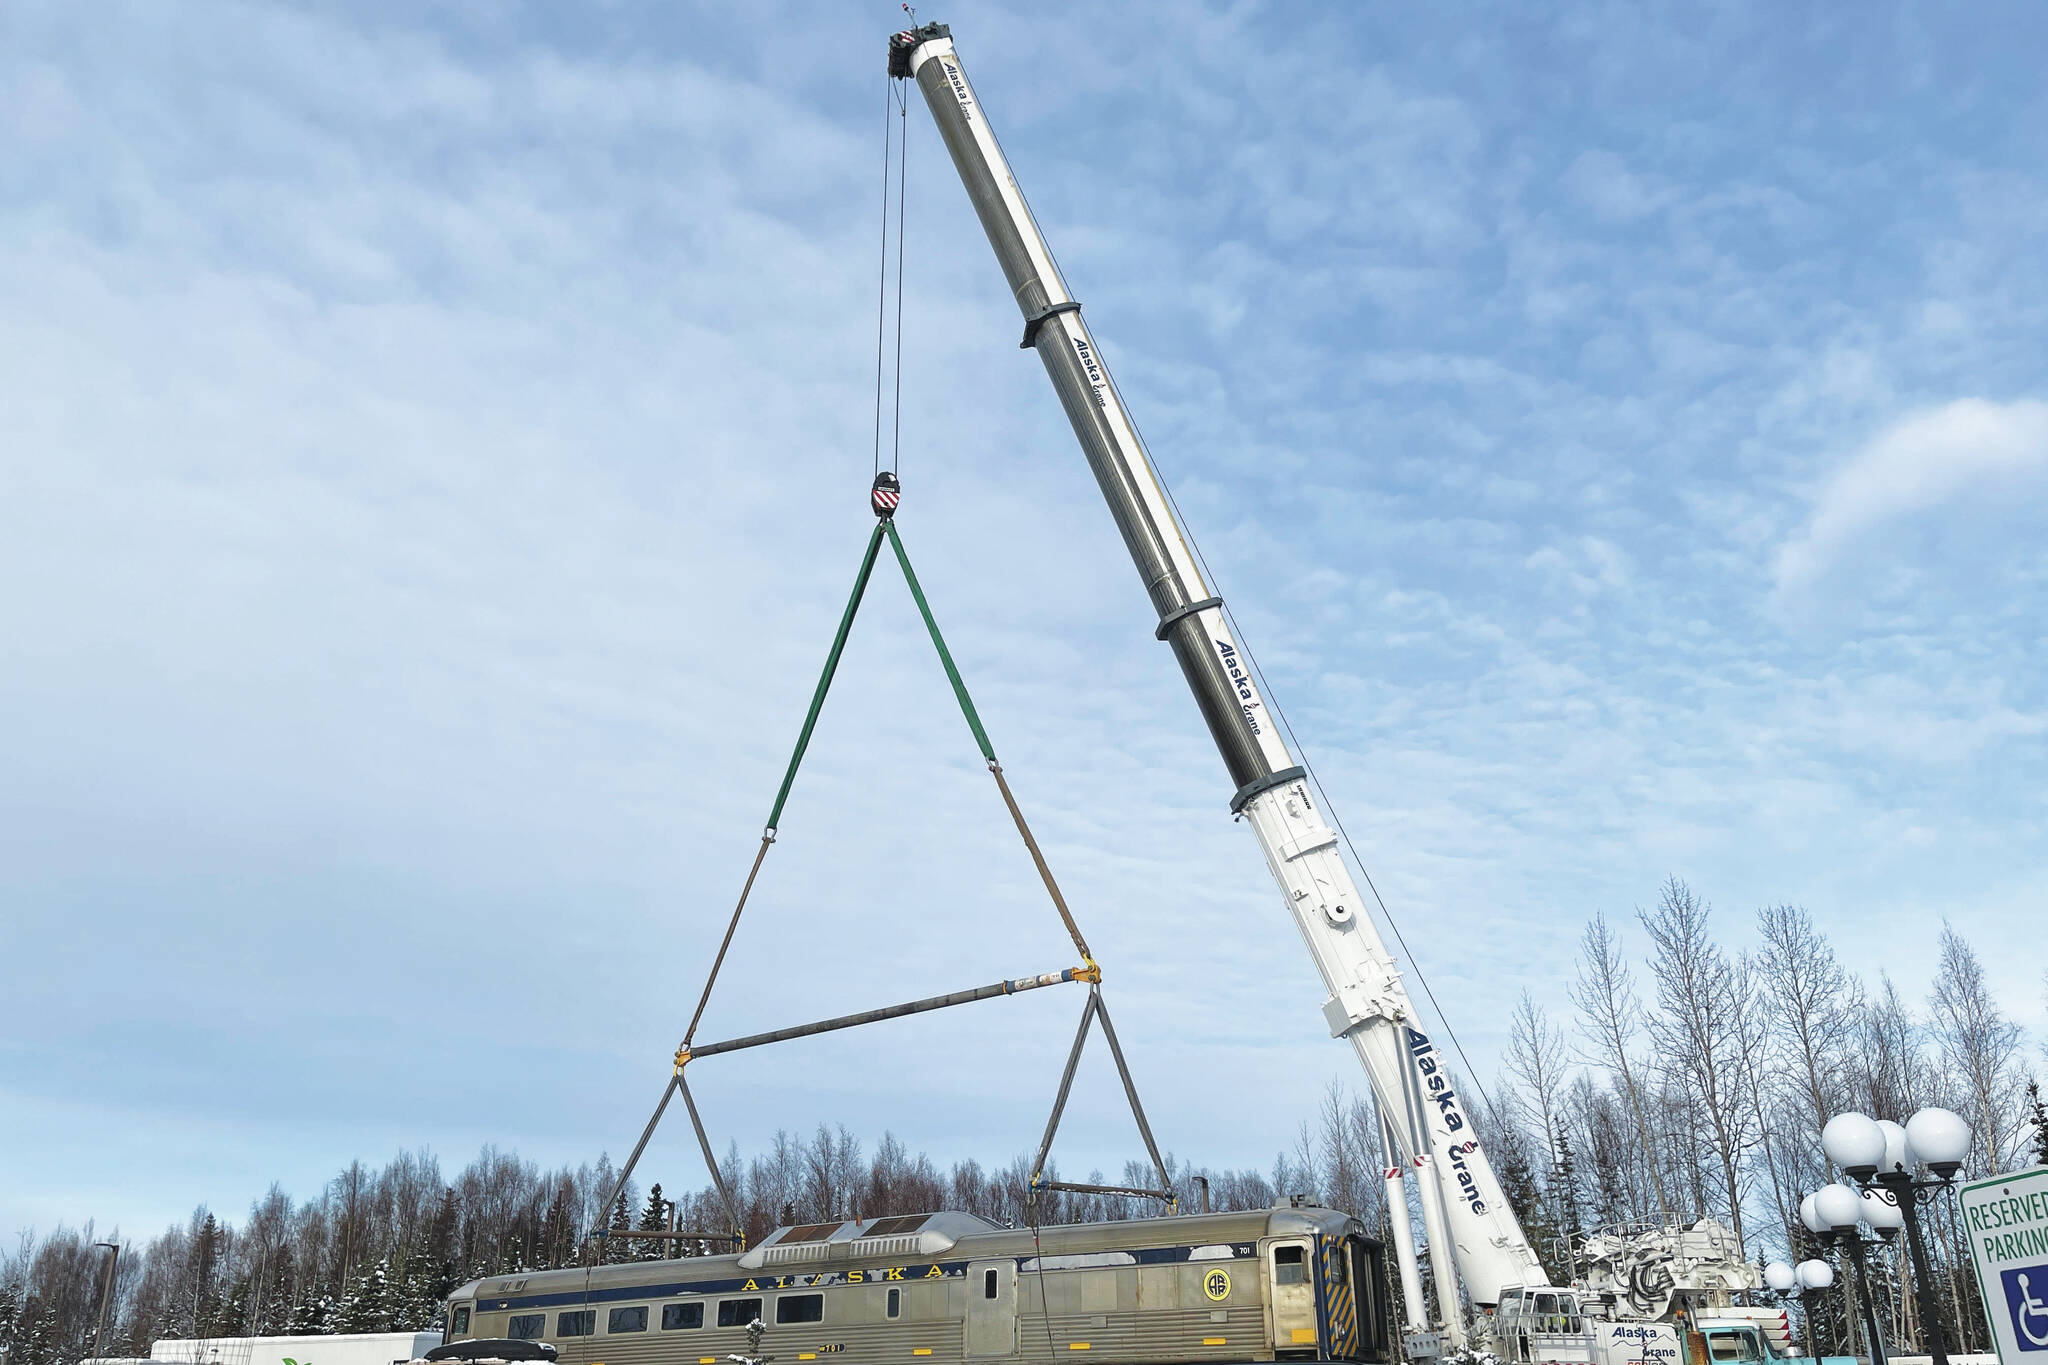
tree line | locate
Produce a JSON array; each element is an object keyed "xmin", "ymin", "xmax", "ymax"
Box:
[
  {"xmin": 4, "ymin": 878, "xmax": 2042, "ymax": 1365},
  {"xmin": 0, "ymin": 1134, "xmax": 1325, "ymax": 1365},
  {"xmin": 1477, "ymin": 879, "xmax": 2047, "ymax": 1359}
]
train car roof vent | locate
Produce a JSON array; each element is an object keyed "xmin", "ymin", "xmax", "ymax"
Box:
[{"xmin": 738, "ymin": 1211, "xmax": 1001, "ymax": 1270}]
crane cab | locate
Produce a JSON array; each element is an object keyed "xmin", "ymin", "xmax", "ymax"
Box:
[{"xmin": 1493, "ymin": 1287, "xmax": 1681, "ymax": 1365}]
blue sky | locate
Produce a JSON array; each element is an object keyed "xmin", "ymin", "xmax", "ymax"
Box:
[{"xmin": 3, "ymin": 0, "xmax": 2045, "ymax": 1241}]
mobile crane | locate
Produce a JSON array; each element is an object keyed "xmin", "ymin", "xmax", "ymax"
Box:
[{"xmin": 887, "ymin": 21, "xmax": 1778, "ymax": 1365}]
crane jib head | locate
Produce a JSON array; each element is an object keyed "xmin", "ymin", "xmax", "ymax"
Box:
[{"xmin": 886, "ymin": 22, "xmax": 952, "ymax": 80}]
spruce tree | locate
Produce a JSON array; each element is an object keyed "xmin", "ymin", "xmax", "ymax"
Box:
[
  {"xmin": 337, "ymin": 1258, "xmax": 400, "ymax": 1334},
  {"xmin": 1550, "ymin": 1126, "xmax": 1585, "ymax": 1277},
  {"xmin": 289, "ymin": 1291, "xmax": 335, "ymax": 1335},
  {"xmin": 0, "ymin": 1282, "xmax": 20, "ymax": 1364},
  {"xmin": 11, "ymin": 1298, "xmax": 57, "ymax": 1365},
  {"xmin": 637, "ymin": 1185, "xmax": 670, "ymax": 1262},
  {"xmin": 2027, "ymin": 1079, "xmax": 2048, "ymax": 1166},
  {"xmin": 1496, "ymin": 1136, "xmax": 1563, "ymax": 1284},
  {"xmin": 607, "ymin": 1191, "xmax": 632, "ymax": 1266},
  {"xmin": 262, "ymin": 1247, "xmax": 298, "ymax": 1335}
]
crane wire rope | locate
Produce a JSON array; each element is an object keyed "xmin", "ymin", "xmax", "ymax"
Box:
[
  {"xmin": 1156, "ymin": 452, "xmax": 1506, "ymax": 1129},
  {"xmin": 1137, "ymin": 395, "xmax": 1506, "ymax": 1129},
  {"xmin": 891, "ymin": 80, "xmax": 908, "ymax": 479},
  {"xmin": 599, "ymin": 80, "xmax": 1187, "ymax": 1248},
  {"xmin": 872, "ymin": 77, "xmax": 893, "ymax": 480},
  {"xmin": 685, "ymin": 79, "xmax": 918, "ymax": 1054},
  {"xmin": 1008, "ymin": 147, "xmax": 1507, "ymax": 1129},
  {"xmin": 874, "ymin": 74, "xmax": 910, "ymax": 481}
]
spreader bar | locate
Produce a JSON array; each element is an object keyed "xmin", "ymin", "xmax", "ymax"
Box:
[
  {"xmin": 680, "ymin": 965, "xmax": 1097, "ymax": 1062},
  {"xmin": 1035, "ymin": 1181, "xmax": 1175, "ymax": 1203}
]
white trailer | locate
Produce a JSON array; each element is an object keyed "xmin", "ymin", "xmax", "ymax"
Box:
[{"xmin": 149, "ymin": 1332, "xmax": 442, "ymax": 1365}]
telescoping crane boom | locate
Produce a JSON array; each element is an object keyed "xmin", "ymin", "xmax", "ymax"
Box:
[{"xmin": 887, "ymin": 22, "xmax": 1548, "ymax": 1346}]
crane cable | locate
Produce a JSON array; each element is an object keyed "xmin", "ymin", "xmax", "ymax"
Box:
[
  {"xmin": 971, "ymin": 105, "xmax": 1497, "ymax": 1114},
  {"xmin": 874, "ymin": 74, "xmax": 909, "ymax": 481}
]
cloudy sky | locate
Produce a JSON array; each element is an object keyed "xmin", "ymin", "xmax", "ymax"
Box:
[{"xmin": 4, "ymin": 0, "xmax": 2045, "ymax": 1241}]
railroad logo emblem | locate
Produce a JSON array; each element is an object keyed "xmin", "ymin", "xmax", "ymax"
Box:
[{"xmin": 1203, "ymin": 1269, "xmax": 1231, "ymax": 1301}]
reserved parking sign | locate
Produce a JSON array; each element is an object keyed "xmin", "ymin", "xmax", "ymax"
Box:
[{"xmin": 1960, "ymin": 1166, "xmax": 2048, "ymax": 1361}]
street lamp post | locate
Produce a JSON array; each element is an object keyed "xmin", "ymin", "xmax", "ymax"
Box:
[
  {"xmin": 1767, "ymin": 1257, "xmax": 1838, "ymax": 1362},
  {"xmin": 1803, "ymin": 1183, "xmax": 1893, "ymax": 1365},
  {"xmin": 1795, "ymin": 1259, "xmax": 1836, "ymax": 1362},
  {"xmin": 1820, "ymin": 1108, "xmax": 1973, "ymax": 1365},
  {"xmin": 91, "ymin": 1241, "xmax": 121, "ymax": 1361}
]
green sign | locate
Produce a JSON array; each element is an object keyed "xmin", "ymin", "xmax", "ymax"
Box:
[{"xmin": 1958, "ymin": 1165, "xmax": 2048, "ymax": 1363}]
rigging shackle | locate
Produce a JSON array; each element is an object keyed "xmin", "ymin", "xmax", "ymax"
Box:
[{"xmin": 871, "ymin": 469, "xmax": 901, "ymax": 519}]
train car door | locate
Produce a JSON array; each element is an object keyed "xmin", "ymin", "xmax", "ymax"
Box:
[
  {"xmin": 1262, "ymin": 1236, "xmax": 1318, "ymax": 1355},
  {"xmin": 1345, "ymin": 1234, "xmax": 1386, "ymax": 1360},
  {"xmin": 1319, "ymin": 1235, "xmax": 1363, "ymax": 1360},
  {"xmin": 966, "ymin": 1260, "xmax": 1018, "ymax": 1357}
]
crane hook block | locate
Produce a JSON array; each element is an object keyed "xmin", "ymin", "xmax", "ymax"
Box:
[{"xmin": 871, "ymin": 470, "xmax": 901, "ymax": 519}]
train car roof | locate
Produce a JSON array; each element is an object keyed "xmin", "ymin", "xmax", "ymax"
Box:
[{"xmin": 452, "ymin": 1203, "xmax": 1368, "ymax": 1302}]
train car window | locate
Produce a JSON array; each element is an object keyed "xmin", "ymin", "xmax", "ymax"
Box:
[
  {"xmin": 557, "ymin": 1310, "xmax": 596, "ymax": 1337},
  {"xmin": 1273, "ymin": 1245, "xmax": 1306, "ymax": 1284},
  {"xmin": 886, "ymin": 1288, "xmax": 901, "ymax": 1319},
  {"xmin": 718, "ymin": 1297, "xmax": 764, "ymax": 1328},
  {"xmin": 664, "ymin": 1303, "xmax": 704, "ymax": 1330},
  {"xmin": 610, "ymin": 1306, "xmax": 649, "ymax": 1333},
  {"xmin": 448, "ymin": 1307, "xmax": 470, "ymax": 1336},
  {"xmin": 509, "ymin": 1314, "xmax": 546, "ymax": 1340},
  {"xmin": 776, "ymin": 1295, "xmax": 824, "ymax": 1325},
  {"xmin": 983, "ymin": 1270, "xmax": 999, "ymax": 1300}
]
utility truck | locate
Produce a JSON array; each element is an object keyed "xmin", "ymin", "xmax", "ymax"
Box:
[{"xmin": 886, "ymin": 20, "xmax": 1801, "ymax": 1365}]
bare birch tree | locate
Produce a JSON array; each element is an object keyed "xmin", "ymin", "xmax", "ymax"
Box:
[
  {"xmin": 1570, "ymin": 911, "xmax": 1671, "ymax": 1217},
  {"xmin": 1928, "ymin": 922, "xmax": 2027, "ymax": 1174},
  {"xmin": 1639, "ymin": 878, "xmax": 1763, "ymax": 1252}
]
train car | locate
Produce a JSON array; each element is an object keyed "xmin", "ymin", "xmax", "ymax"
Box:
[{"xmin": 444, "ymin": 1203, "xmax": 1388, "ymax": 1365}]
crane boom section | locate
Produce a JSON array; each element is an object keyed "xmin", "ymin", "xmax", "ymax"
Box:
[{"xmin": 893, "ymin": 25, "xmax": 1547, "ymax": 1311}]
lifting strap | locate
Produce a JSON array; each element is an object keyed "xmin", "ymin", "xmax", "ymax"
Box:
[
  {"xmin": 1027, "ymin": 985, "xmax": 1176, "ymax": 1212},
  {"xmin": 680, "ymin": 515, "xmax": 1092, "ymax": 1061},
  {"xmin": 597, "ymin": 500, "xmax": 1154, "ymax": 1241},
  {"xmin": 884, "ymin": 520, "xmax": 1093, "ymax": 967}
]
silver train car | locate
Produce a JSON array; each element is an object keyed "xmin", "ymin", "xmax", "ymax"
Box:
[{"xmin": 444, "ymin": 1204, "xmax": 1388, "ymax": 1365}]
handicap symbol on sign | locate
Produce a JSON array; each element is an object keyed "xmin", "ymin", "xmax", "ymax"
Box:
[{"xmin": 2003, "ymin": 1265, "xmax": 2048, "ymax": 1351}]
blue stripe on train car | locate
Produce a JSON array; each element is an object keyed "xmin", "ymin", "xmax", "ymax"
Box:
[{"xmin": 480, "ymin": 1243, "xmax": 1259, "ymax": 1312}]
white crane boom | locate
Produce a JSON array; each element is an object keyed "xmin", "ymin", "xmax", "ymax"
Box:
[{"xmin": 889, "ymin": 22, "xmax": 1549, "ymax": 1331}]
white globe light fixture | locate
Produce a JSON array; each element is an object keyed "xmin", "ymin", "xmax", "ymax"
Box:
[
  {"xmin": 1764, "ymin": 1261, "xmax": 1797, "ymax": 1292},
  {"xmin": 1815, "ymin": 1182, "xmax": 1864, "ymax": 1233},
  {"xmin": 1904, "ymin": 1107, "xmax": 1971, "ymax": 1179},
  {"xmin": 1822, "ymin": 1112, "xmax": 1887, "ymax": 1179},
  {"xmin": 1861, "ymin": 1188, "xmax": 1904, "ymax": 1234},
  {"xmin": 1817, "ymin": 1104, "xmax": 1975, "ymax": 1365},
  {"xmin": 1875, "ymin": 1119, "xmax": 1909, "ymax": 1176},
  {"xmin": 1796, "ymin": 1259, "xmax": 1834, "ymax": 1290}
]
